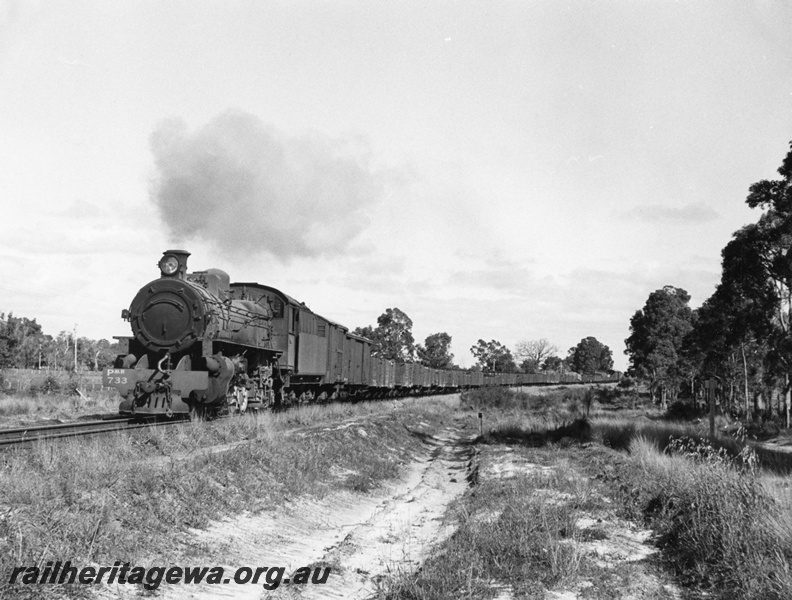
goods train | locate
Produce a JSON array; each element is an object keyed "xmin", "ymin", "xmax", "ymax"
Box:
[{"xmin": 103, "ymin": 250, "xmax": 618, "ymax": 418}]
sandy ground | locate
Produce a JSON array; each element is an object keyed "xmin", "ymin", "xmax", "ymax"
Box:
[
  {"xmin": 99, "ymin": 419, "xmax": 475, "ymax": 599},
  {"xmin": 477, "ymin": 446, "xmax": 686, "ymax": 600}
]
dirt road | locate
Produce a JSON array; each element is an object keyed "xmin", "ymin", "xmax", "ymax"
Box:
[{"xmin": 129, "ymin": 420, "xmax": 477, "ymax": 600}]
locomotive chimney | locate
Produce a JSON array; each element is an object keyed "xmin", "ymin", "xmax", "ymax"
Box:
[{"xmin": 158, "ymin": 249, "xmax": 191, "ymax": 279}]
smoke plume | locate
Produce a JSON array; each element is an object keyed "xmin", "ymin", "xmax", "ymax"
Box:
[{"xmin": 149, "ymin": 110, "xmax": 383, "ymax": 259}]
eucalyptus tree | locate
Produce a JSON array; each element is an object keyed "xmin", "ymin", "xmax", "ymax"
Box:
[
  {"xmin": 693, "ymin": 233, "xmax": 777, "ymax": 417},
  {"xmin": 470, "ymin": 339, "xmax": 517, "ymax": 373},
  {"xmin": 731, "ymin": 141, "xmax": 792, "ymax": 425},
  {"xmin": 354, "ymin": 307, "xmax": 416, "ymax": 361},
  {"xmin": 625, "ymin": 286, "xmax": 693, "ymax": 407},
  {"xmin": 568, "ymin": 337, "xmax": 613, "ymax": 376},
  {"xmin": 684, "ymin": 141, "xmax": 792, "ymax": 424},
  {"xmin": 416, "ymin": 332, "xmax": 454, "ymax": 369},
  {"xmin": 0, "ymin": 313, "xmax": 45, "ymax": 369},
  {"xmin": 542, "ymin": 356, "xmax": 565, "ymax": 372}
]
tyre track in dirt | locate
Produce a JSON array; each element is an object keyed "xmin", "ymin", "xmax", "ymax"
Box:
[
  {"xmin": 104, "ymin": 421, "xmax": 476, "ymax": 599},
  {"xmin": 285, "ymin": 425, "xmax": 476, "ymax": 600}
]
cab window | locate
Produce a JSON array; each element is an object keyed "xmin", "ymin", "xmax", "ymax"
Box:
[{"xmin": 271, "ymin": 299, "xmax": 284, "ymax": 318}]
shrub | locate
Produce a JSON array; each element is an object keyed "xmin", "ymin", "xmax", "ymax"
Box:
[
  {"xmin": 665, "ymin": 399, "xmax": 705, "ymax": 420},
  {"xmin": 486, "ymin": 417, "xmax": 591, "ymax": 447},
  {"xmin": 28, "ymin": 375, "xmax": 62, "ymax": 396},
  {"xmin": 616, "ymin": 437, "xmax": 792, "ymax": 599},
  {"xmin": 460, "ymin": 387, "xmax": 531, "ymax": 411},
  {"xmin": 745, "ymin": 419, "xmax": 781, "ymax": 440},
  {"xmin": 462, "ymin": 387, "xmax": 597, "ymax": 418},
  {"xmin": 41, "ymin": 375, "xmax": 62, "ymax": 395}
]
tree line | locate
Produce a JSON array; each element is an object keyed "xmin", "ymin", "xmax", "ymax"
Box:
[
  {"xmin": 0, "ymin": 313, "xmax": 120, "ymax": 371},
  {"xmin": 2, "ymin": 304, "xmax": 612, "ymax": 377},
  {"xmin": 353, "ymin": 308, "xmax": 614, "ymax": 375},
  {"xmin": 624, "ymin": 141, "xmax": 792, "ymax": 426}
]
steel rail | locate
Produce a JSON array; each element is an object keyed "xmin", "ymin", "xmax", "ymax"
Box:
[{"xmin": 0, "ymin": 416, "xmax": 184, "ymax": 448}]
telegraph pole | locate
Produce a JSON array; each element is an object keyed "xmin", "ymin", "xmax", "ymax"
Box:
[{"xmin": 73, "ymin": 324, "xmax": 78, "ymax": 372}]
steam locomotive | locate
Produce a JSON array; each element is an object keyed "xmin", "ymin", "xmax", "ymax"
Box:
[{"xmin": 104, "ymin": 250, "xmax": 617, "ymax": 418}]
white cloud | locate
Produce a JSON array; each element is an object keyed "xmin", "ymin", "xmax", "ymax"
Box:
[{"xmin": 619, "ymin": 202, "xmax": 719, "ymax": 223}]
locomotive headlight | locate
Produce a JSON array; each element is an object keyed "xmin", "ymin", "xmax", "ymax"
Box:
[{"xmin": 159, "ymin": 255, "xmax": 180, "ymax": 276}]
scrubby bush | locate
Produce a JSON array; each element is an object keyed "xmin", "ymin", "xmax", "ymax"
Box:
[
  {"xmin": 64, "ymin": 377, "xmax": 80, "ymax": 396},
  {"xmin": 460, "ymin": 387, "xmax": 531, "ymax": 411},
  {"xmin": 41, "ymin": 375, "xmax": 62, "ymax": 395},
  {"xmin": 665, "ymin": 399, "xmax": 705, "ymax": 420},
  {"xmin": 616, "ymin": 437, "xmax": 792, "ymax": 599},
  {"xmin": 462, "ymin": 387, "xmax": 597, "ymax": 416},
  {"xmin": 28, "ymin": 375, "xmax": 62, "ymax": 396},
  {"xmin": 744, "ymin": 418, "xmax": 781, "ymax": 441},
  {"xmin": 591, "ymin": 381, "xmax": 640, "ymax": 409}
]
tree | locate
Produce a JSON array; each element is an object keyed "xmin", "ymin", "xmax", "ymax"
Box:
[
  {"xmin": 470, "ymin": 339, "xmax": 517, "ymax": 372},
  {"xmin": 353, "ymin": 308, "xmax": 415, "ymax": 361},
  {"xmin": 568, "ymin": 337, "xmax": 613, "ymax": 376},
  {"xmin": 353, "ymin": 325, "xmax": 376, "ymax": 342},
  {"xmin": 94, "ymin": 339, "xmax": 120, "ymax": 370},
  {"xmin": 45, "ymin": 331, "xmax": 73, "ymax": 371},
  {"xmin": 0, "ymin": 311, "xmax": 122, "ymax": 371},
  {"xmin": 668, "ymin": 142, "xmax": 792, "ymax": 422},
  {"xmin": 542, "ymin": 356, "xmax": 566, "ymax": 372},
  {"xmin": 733, "ymin": 142, "xmax": 792, "ymax": 425},
  {"xmin": 416, "ymin": 332, "xmax": 454, "ymax": 369},
  {"xmin": 0, "ymin": 313, "xmax": 12, "ymax": 367},
  {"xmin": 624, "ymin": 286, "xmax": 694, "ymax": 407},
  {"xmin": 689, "ymin": 245, "xmax": 775, "ymax": 419},
  {"xmin": 0, "ymin": 313, "xmax": 45, "ymax": 368},
  {"xmin": 514, "ymin": 338, "xmax": 558, "ymax": 373}
]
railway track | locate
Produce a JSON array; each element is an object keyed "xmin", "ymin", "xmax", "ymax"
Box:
[{"xmin": 0, "ymin": 416, "xmax": 186, "ymax": 448}]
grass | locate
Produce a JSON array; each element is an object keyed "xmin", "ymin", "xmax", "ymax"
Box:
[
  {"xmin": 602, "ymin": 436, "xmax": 792, "ymax": 599},
  {"xmin": 591, "ymin": 415, "xmax": 792, "ymax": 474},
  {"xmin": 1, "ymin": 369, "xmax": 104, "ymax": 396},
  {"xmin": 461, "ymin": 385, "xmax": 597, "ymax": 415},
  {"xmin": 466, "ymin": 386, "xmax": 792, "ymax": 474},
  {"xmin": 5, "ymin": 382, "xmax": 792, "ymax": 599},
  {"xmin": 382, "ymin": 439, "xmax": 686, "ymax": 599},
  {"xmin": 382, "ymin": 457, "xmax": 589, "ymax": 599},
  {"xmin": 0, "ymin": 369, "xmax": 118, "ymax": 426},
  {"xmin": 0, "ymin": 397, "xmax": 455, "ymax": 599},
  {"xmin": 0, "ymin": 391, "xmax": 119, "ymax": 424},
  {"xmin": 386, "ymin": 385, "xmax": 792, "ymax": 600}
]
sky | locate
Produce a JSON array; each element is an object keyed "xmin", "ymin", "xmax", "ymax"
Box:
[{"xmin": 1, "ymin": 1, "xmax": 792, "ymax": 370}]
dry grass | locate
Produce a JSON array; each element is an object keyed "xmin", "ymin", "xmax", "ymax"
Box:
[
  {"xmin": 0, "ymin": 391, "xmax": 119, "ymax": 424},
  {"xmin": 1, "ymin": 369, "xmax": 104, "ymax": 395},
  {"xmin": 0, "ymin": 397, "xmax": 456, "ymax": 599},
  {"xmin": 605, "ymin": 436, "xmax": 792, "ymax": 599},
  {"xmin": 0, "ymin": 369, "xmax": 118, "ymax": 426},
  {"xmin": 383, "ymin": 460, "xmax": 589, "ymax": 599},
  {"xmin": 401, "ymin": 387, "xmax": 792, "ymax": 600},
  {"xmin": 591, "ymin": 415, "xmax": 792, "ymax": 474}
]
